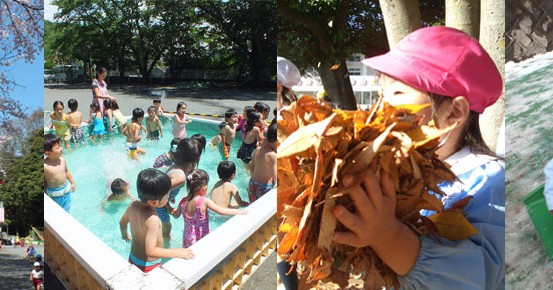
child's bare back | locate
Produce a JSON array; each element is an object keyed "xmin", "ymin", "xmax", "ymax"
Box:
[
  {"xmin": 210, "ymin": 180, "xmax": 248, "ymax": 208},
  {"xmin": 123, "ymin": 122, "xmax": 142, "ymax": 143},
  {"xmin": 250, "ymin": 145, "xmax": 277, "ymax": 184},
  {"xmin": 121, "ymin": 201, "xmax": 162, "ymax": 263}
]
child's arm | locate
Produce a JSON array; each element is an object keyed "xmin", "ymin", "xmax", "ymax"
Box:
[
  {"xmin": 254, "ymin": 127, "xmax": 264, "ymax": 144},
  {"xmin": 157, "ymin": 118, "xmax": 163, "ymax": 137},
  {"xmin": 232, "ymin": 189, "xmax": 249, "ymax": 207},
  {"xmin": 248, "ymin": 148, "xmax": 258, "ymax": 175},
  {"xmin": 119, "ymin": 206, "xmax": 131, "ymax": 241},
  {"xmin": 171, "ymin": 198, "xmax": 183, "ymax": 218},
  {"xmin": 205, "ymin": 198, "xmax": 247, "ymax": 216},
  {"xmin": 544, "ymin": 159, "xmax": 553, "ymax": 214},
  {"xmin": 144, "ymin": 216, "xmax": 194, "ymax": 259},
  {"xmin": 64, "ymin": 159, "xmax": 76, "ymax": 192},
  {"xmin": 269, "ymin": 152, "xmax": 277, "ymax": 183}
]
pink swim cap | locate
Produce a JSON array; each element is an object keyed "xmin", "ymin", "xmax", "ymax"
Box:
[{"xmin": 362, "ymin": 26, "xmax": 502, "ymax": 113}]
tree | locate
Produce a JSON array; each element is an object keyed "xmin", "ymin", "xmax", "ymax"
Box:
[
  {"xmin": 278, "ymin": 1, "xmax": 443, "ymax": 109},
  {"xmin": 445, "ymin": 0, "xmax": 480, "ymax": 38},
  {"xmin": 0, "ymin": 0, "xmax": 43, "ymax": 137},
  {"xmin": 380, "ymin": 0, "xmax": 422, "ymax": 47},
  {"xmin": 0, "ymin": 129, "xmax": 44, "ymax": 236}
]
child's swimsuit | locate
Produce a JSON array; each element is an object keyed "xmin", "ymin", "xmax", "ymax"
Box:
[
  {"xmin": 236, "ymin": 119, "xmax": 247, "ymax": 140},
  {"xmin": 125, "ymin": 142, "xmax": 138, "ymax": 158},
  {"xmin": 148, "ymin": 130, "xmax": 160, "ymax": 141},
  {"xmin": 172, "ymin": 114, "xmax": 188, "ymax": 138},
  {"xmin": 51, "ymin": 113, "xmax": 71, "ymax": 141},
  {"xmin": 70, "ymin": 127, "xmax": 86, "ymax": 144},
  {"xmin": 154, "ymin": 168, "xmax": 185, "ymax": 222},
  {"xmin": 152, "ymin": 153, "xmax": 173, "ymax": 169},
  {"xmin": 128, "ymin": 252, "xmax": 161, "ymax": 273},
  {"xmin": 91, "ymin": 114, "xmax": 106, "ymax": 135},
  {"xmin": 45, "ymin": 180, "xmax": 72, "ymax": 212},
  {"xmin": 237, "ymin": 138, "xmax": 257, "ymax": 164},
  {"xmin": 247, "ymin": 180, "xmax": 275, "ymax": 203},
  {"xmin": 219, "ymin": 142, "xmax": 231, "ymax": 160},
  {"xmin": 181, "ymin": 196, "xmax": 210, "ymax": 248}
]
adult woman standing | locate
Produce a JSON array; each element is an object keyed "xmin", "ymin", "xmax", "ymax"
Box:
[{"xmin": 91, "ymin": 67, "xmax": 116, "ymax": 113}]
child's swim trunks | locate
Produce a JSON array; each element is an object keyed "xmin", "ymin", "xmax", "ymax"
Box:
[
  {"xmin": 70, "ymin": 127, "xmax": 86, "ymax": 144},
  {"xmin": 126, "ymin": 142, "xmax": 138, "ymax": 158},
  {"xmin": 247, "ymin": 179, "xmax": 274, "ymax": 203},
  {"xmin": 219, "ymin": 142, "xmax": 231, "ymax": 160},
  {"xmin": 45, "ymin": 180, "xmax": 72, "ymax": 212},
  {"xmin": 129, "ymin": 253, "xmax": 161, "ymax": 273},
  {"xmin": 148, "ymin": 130, "xmax": 160, "ymax": 141}
]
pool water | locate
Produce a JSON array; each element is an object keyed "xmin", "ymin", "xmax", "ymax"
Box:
[{"xmin": 62, "ymin": 119, "xmax": 250, "ymax": 261}]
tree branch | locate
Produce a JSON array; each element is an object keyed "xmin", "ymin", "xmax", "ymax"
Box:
[{"xmin": 277, "ymin": 2, "xmax": 333, "ymax": 49}]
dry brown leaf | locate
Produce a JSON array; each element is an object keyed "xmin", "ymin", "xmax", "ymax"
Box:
[{"xmin": 429, "ymin": 210, "xmax": 479, "ymax": 240}]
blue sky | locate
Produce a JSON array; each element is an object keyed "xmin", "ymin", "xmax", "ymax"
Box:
[{"xmin": 6, "ymin": 52, "xmax": 44, "ymax": 111}]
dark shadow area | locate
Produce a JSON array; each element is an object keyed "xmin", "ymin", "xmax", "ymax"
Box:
[{"xmin": 0, "ymin": 251, "xmax": 34, "ymax": 290}]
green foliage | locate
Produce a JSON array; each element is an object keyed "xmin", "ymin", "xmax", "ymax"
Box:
[
  {"xmin": 46, "ymin": 0, "xmax": 276, "ymax": 83},
  {"xmin": 0, "ymin": 129, "xmax": 44, "ymax": 235}
]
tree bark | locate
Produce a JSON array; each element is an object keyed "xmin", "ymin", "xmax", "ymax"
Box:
[
  {"xmin": 317, "ymin": 60, "xmax": 357, "ymax": 110},
  {"xmin": 379, "ymin": 0, "xmax": 422, "ymax": 47},
  {"xmin": 446, "ymin": 0, "xmax": 480, "ymax": 38},
  {"xmin": 479, "ymin": 0, "xmax": 505, "ymax": 152}
]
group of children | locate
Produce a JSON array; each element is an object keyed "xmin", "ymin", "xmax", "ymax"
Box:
[{"xmin": 45, "ymin": 98, "xmax": 277, "ymax": 274}]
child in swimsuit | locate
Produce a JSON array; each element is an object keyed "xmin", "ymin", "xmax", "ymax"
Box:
[
  {"xmin": 236, "ymin": 106, "xmax": 256, "ymax": 141},
  {"xmin": 44, "ymin": 134, "xmax": 76, "ymax": 212},
  {"xmin": 153, "ymin": 138, "xmax": 180, "ymax": 169},
  {"xmin": 172, "ymin": 169, "xmax": 247, "ymax": 247},
  {"xmin": 211, "ymin": 161, "xmax": 249, "ymax": 208},
  {"xmin": 87, "ymin": 102, "xmax": 106, "ymax": 144},
  {"xmin": 50, "ymin": 101, "xmax": 71, "ymax": 151},
  {"xmin": 217, "ymin": 109, "xmax": 239, "ymax": 160},
  {"xmin": 163, "ymin": 102, "xmax": 191, "ymax": 139},
  {"xmin": 121, "ymin": 108, "xmax": 147, "ymax": 160},
  {"xmin": 120, "ymin": 169, "xmax": 194, "ymax": 273},
  {"xmin": 66, "ymin": 99, "xmax": 86, "ymax": 146},
  {"xmin": 248, "ymin": 123, "xmax": 277, "ymax": 202},
  {"xmin": 111, "ymin": 101, "xmax": 128, "ymax": 132},
  {"xmin": 155, "ymin": 138, "xmax": 202, "ymax": 243},
  {"xmin": 237, "ymin": 112, "xmax": 264, "ymax": 164},
  {"xmin": 102, "ymin": 99, "xmax": 114, "ymax": 133},
  {"xmin": 145, "ymin": 106, "xmax": 163, "ymax": 141}
]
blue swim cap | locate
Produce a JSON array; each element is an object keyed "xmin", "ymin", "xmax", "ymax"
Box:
[{"xmin": 36, "ymin": 253, "xmax": 42, "ymax": 259}]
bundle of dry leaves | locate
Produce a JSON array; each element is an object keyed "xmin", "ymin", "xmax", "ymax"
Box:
[{"xmin": 277, "ymin": 96, "xmax": 478, "ymax": 289}]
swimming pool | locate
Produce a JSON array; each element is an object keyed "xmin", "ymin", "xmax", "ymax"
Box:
[{"xmin": 59, "ymin": 118, "xmax": 250, "ymax": 261}]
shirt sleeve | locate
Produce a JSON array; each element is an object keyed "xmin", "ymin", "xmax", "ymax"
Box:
[
  {"xmin": 544, "ymin": 159, "xmax": 553, "ymax": 210},
  {"xmin": 398, "ymin": 161, "xmax": 505, "ymax": 290}
]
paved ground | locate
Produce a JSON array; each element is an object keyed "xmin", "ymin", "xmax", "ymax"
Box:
[
  {"xmin": 0, "ymin": 244, "xmax": 44, "ymax": 290},
  {"xmin": 44, "ymin": 83, "xmax": 276, "ymax": 119}
]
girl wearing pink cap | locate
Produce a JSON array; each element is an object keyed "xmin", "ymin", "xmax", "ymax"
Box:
[{"xmin": 333, "ymin": 26, "xmax": 505, "ymax": 289}]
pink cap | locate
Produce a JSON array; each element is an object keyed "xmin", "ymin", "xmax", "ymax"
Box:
[{"xmin": 362, "ymin": 26, "xmax": 502, "ymax": 114}]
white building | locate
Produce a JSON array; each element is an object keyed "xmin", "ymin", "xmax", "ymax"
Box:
[{"xmin": 292, "ymin": 53, "xmax": 380, "ymax": 105}]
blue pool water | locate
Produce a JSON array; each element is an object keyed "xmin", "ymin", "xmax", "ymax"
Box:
[{"xmin": 61, "ymin": 119, "xmax": 250, "ymax": 261}]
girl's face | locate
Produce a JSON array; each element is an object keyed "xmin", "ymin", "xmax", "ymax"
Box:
[
  {"xmin": 243, "ymin": 109, "xmax": 248, "ymax": 120},
  {"xmin": 378, "ymin": 74, "xmax": 434, "ymax": 125},
  {"xmin": 178, "ymin": 105, "xmax": 187, "ymax": 114},
  {"xmin": 98, "ymin": 71, "xmax": 107, "ymax": 80},
  {"xmin": 255, "ymin": 118, "xmax": 264, "ymax": 128},
  {"xmin": 54, "ymin": 104, "xmax": 64, "ymax": 117}
]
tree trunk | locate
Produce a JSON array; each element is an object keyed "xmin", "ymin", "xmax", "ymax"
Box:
[
  {"xmin": 446, "ymin": 0, "xmax": 480, "ymax": 38},
  {"xmin": 379, "ymin": 0, "xmax": 422, "ymax": 47},
  {"xmin": 317, "ymin": 59, "xmax": 357, "ymax": 110},
  {"xmin": 479, "ymin": 0, "xmax": 505, "ymax": 152}
]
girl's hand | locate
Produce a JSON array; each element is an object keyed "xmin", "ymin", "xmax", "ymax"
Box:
[
  {"xmin": 70, "ymin": 183, "xmax": 76, "ymax": 192},
  {"xmin": 333, "ymin": 170, "xmax": 400, "ymax": 248}
]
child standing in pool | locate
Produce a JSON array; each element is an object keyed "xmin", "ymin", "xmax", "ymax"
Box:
[
  {"xmin": 67, "ymin": 99, "xmax": 86, "ymax": 145},
  {"xmin": 145, "ymin": 106, "xmax": 163, "ymax": 141},
  {"xmin": 217, "ymin": 109, "xmax": 238, "ymax": 160},
  {"xmin": 119, "ymin": 169, "xmax": 194, "ymax": 273},
  {"xmin": 236, "ymin": 105, "xmax": 255, "ymax": 140},
  {"xmin": 248, "ymin": 123, "xmax": 277, "ymax": 202},
  {"xmin": 173, "ymin": 169, "xmax": 247, "ymax": 247},
  {"xmin": 111, "ymin": 101, "xmax": 128, "ymax": 132},
  {"xmin": 103, "ymin": 99, "xmax": 114, "ymax": 133},
  {"xmin": 237, "ymin": 112, "xmax": 264, "ymax": 164},
  {"xmin": 44, "ymin": 134, "xmax": 76, "ymax": 212},
  {"xmin": 50, "ymin": 101, "xmax": 71, "ymax": 151},
  {"xmin": 211, "ymin": 161, "xmax": 249, "ymax": 208},
  {"xmin": 156, "ymin": 138, "xmax": 201, "ymax": 243},
  {"xmin": 121, "ymin": 108, "xmax": 147, "ymax": 161},
  {"xmin": 87, "ymin": 102, "xmax": 106, "ymax": 144},
  {"xmin": 163, "ymin": 102, "xmax": 191, "ymax": 139},
  {"xmin": 106, "ymin": 178, "xmax": 135, "ymax": 202}
]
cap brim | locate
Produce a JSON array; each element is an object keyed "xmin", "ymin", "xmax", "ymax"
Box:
[{"xmin": 361, "ymin": 51, "xmax": 431, "ymax": 95}]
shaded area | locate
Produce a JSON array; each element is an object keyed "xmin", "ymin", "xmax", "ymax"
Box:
[{"xmin": 0, "ymin": 246, "xmax": 43, "ymax": 290}]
